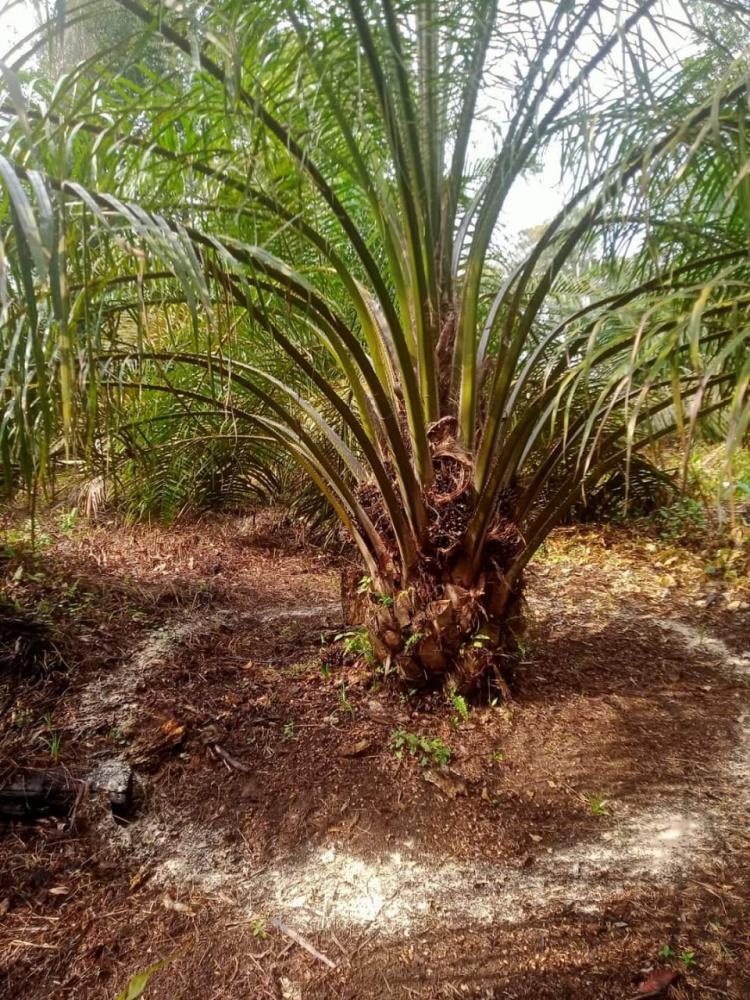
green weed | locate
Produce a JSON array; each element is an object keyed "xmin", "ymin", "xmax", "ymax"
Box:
[
  {"xmin": 58, "ymin": 507, "xmax": 79, "ymax": 533},
  {"xmin": 338, "ymin": 684, "xmax": 355, "ymax": 716},
  {"xmin": 249, "ymin": 916, "xmax": 269, "ymax": 939},
  {"xmin": 335, "ymin": 628, "xmax": 375, "ymax": 665},
  {"xmin": 654, "ymin": 497, "xmax": 708, "ymax": 541},
  {"xmin": 659, "ymin": 943, "xmax": 697, "ymax": 968},
  {"xmin": 2, "ymin": 520, "xmax": 52, "ymax": 552},
  {"xmin": 356, "ymin": 576, "xmax": 394, "ymax": 607},
  {"xmin": 450, "ymin": 692, "xmax": 469, "ymax": 722},
  {"xmin": 404, "ymin": 631, "xmax": 424, "ymax": 653},
  {"xmin": 588, "ymin": 793, "xmax": 610, "ymax": 816},
  {"xmin": 391, "ymin": 729, "xmax": 451, "ymax": 767},
  {"xmin": 447, "ymin": 684, "xmax": 470, "ymax": 727},
  {"xmin": 42, "ymin": 731, "xmax": 63, "ymax": 761}
]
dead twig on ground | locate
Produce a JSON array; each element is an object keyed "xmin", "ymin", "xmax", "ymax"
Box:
[
  {"xmin": 210, "ymin": 743, "xmax": 251, "ymax": 773},
  {"xmin": 271, "ymin": 918, "xmax": 337, "ymax": 969}
]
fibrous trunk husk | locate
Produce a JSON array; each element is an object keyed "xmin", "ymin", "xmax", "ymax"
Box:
[
  {"xmin": 344, "ymin": 428, "xmax": 525, "ymax": 692},
  {"xmin": 346, "ymin": 566, "xmax": 523, "ymax": 693}
]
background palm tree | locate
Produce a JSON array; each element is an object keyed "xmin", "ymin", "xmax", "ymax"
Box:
[{"xmin": 1, "ymin": 0, "xmax": 748, "ymax": 690}]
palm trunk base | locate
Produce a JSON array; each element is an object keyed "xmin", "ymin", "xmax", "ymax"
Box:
[{"xmin": 341, "ymin": 567, "xmax": 524, "ymax": 694}]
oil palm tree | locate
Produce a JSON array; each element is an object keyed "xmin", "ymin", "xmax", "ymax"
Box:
[{"xmin": 1, "ymin": 0, "xmax": 748, "ymax": 689}]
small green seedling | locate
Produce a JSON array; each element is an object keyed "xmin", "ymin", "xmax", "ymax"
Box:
[
  {"xmin": 58, "ymin": 507, "xmax": 79, "ymax": 533},
  {"xmin": 356, "ymin": 575, "xmax": 394, "ymax": 606},
  {"xmin": 399, "ymin": 687, "xmax": 419, "ymax": 704},
  {"xmin": 115, "ymin": 956, "xmax": 176, "ymax": 1000},
  {"xmin": 338, "ymin": 684, "xmax": 355, "ymax": 716},
  {"xmin": 470, "ymin": 632, "xmax": 490, "ymax": 648},
  {"xmin": 448, "ymin": 690, "xmax": 470, "ymax": 723},
  {"xmin": 404, "ymin": 631, "xmax": 424, "ymax": 653},
  {"xmin": 658, "ymin": 944, "xmax": 675, "ymax": 959},
  {"xmin": 490, "ymin": 750, "xmax": 505, "ymax": 763},
  {"xmin": 588, "ymin": 794, "xmax": 610, "ymax": 816},
  {"xmin": 680, "ymin": 950, "xmax": 697, "ymax": 969},
  {"xmin": 319, "ymin": 661, "xmax": 331, "ymax": 679},
  {"xmin": 335, "ymin": 628, "xmax": 375, "ymax": 665},
  {"xmin": 282, "ymin": 721, "xmax": 296, "ymax": 741},
  {"xmin": 391, "ymin": 729, "xmax": 451, "ymax": 767},
  {"xmin": 43, "ymin": 731, "xmax": 63, "ymax": 761},
  {"xmin": 249, "ymin": 916, "xmax": 268, "ymax": 939},
  {"xmin": 4, "ymin": 520, "xmax": 52, "ymax": 551}
]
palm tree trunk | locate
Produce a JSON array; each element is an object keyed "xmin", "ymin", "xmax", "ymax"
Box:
[{"xmin": 344, "ymin": 560, "xmax": 524, "ymax": 692}]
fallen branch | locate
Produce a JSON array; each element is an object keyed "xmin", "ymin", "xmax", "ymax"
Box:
[
  {"xmin": 271, "ymin": 918, "xmax": 337, "ymax": 969},
  {"xmin": 210, "ymin": 743, "xmax": 251, "ymax": 773}
]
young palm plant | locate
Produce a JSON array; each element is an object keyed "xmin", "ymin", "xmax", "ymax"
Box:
[{"xmin": 1, "ymin": 0, "xmax": 749, "ymax": 690}]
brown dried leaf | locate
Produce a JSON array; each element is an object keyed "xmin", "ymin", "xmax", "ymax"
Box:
[
  {"xmin": 423, "ymin": 767, "xmax": 467, "ymax": 799},
  {"xmin": 129, "ymin": 867, "xmax": 150, "ymax": 892},
  {"xmin": 340, "ymin": 739, "xmax": 371, "ymax": 757},
  {"xmin": 636, "ymin": 968, "xmax": 680, "ymax": 997}
]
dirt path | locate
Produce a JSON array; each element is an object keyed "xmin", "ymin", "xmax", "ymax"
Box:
[{"xmin": 1, "ymin": 517, "xmax": 749, "ymax": 998}]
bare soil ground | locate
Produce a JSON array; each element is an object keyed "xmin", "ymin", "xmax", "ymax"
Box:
[{"xmin": 0, "ymin": 511, "xmax": 749, "ymax": 999}]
